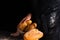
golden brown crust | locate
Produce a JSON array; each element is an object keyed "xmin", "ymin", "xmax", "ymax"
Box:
[
  {"xmin": 24, "ymin": 29, "xmax": 43, "ymax": 40},
  {"xmin": 18, "ymin": 20, "xmax": 32, "ymax": 31},
  {"xmin": 17, "ymin": 14, "xmax": 32, "ymax": 31},
  {"xmin": 18, "ymin": 22, "xmax": 27, "ymax": 31},
  {"xmin": 26, "ymin": 20, "xmax": 32, "ymax": 25},
  {"xmin": 24, "ymin": 22, "xmax": 37, "ymax": 32}
]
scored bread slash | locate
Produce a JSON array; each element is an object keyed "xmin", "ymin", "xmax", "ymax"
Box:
[
  {"xmin": 18, "ymin": 13, "xmax": 32, "ymax": 31},
  {"xmin": 25, "ymin": 22, "xmax": 37, "ymax": 32}
]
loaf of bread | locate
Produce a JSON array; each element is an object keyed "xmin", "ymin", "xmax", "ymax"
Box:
[
  {"xmin": 18, "ymin": 13, "xmax": 32, "ymax": 31},
  {"xmin": 24, "ymin": 29, "xmax": 43, "ymax": 40},
  {"xmin": 18, "ymin": 20, "xmax": 32, "ymax": 31}
]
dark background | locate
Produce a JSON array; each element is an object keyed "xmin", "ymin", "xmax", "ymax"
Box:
[
  {"xmin": 0, "ymin": 0, "xmax": 47, "ymax": 32},
  {"xmin": 0, "ymin": 0, "xmax": 34, "ymax": 32}
]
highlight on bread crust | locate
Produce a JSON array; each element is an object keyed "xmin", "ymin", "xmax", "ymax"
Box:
[
  {"xmin": 26, "ymin": 20, "xmax": 32, "ymax": 25},
  {"xmin": 32, "ymin": 23, "xmax": 37, "ymax": 27},
  {"xmin": 24, "ymin": 29, "xmax": 43, "ymax": 40}
]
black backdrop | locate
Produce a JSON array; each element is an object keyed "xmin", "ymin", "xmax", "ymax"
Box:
[
  {"xmin": 0, "ymin": 0, "xmax": 47, "ymax": 32},
  {"xmin": 0, "ymin": 0, "xmax": 35, "ymax": 32}
]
